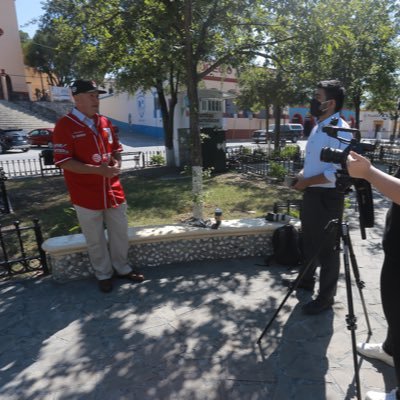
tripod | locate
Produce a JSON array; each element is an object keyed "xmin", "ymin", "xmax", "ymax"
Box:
[{"xmin": 257, "ymin": 219, "xmax": 372, "ymax": 400}]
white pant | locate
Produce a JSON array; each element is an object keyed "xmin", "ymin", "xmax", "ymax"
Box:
[{"xmin": 74, "ymin": 203, "xmax": 131, "ymax": 280}]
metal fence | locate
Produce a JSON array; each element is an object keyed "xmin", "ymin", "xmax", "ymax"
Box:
[
  {"xmin": 372, "ymin": 145, "xmax": 400, "ymax": 166},
  {"xmin": 226, "ymin": 147, "xmax": 305, "ymax": 179},
  {"xmin": 0, "ymin": 219, "xmax": 49, "ymax": 279},
  {"xmin": 0, "ymin": 149, "xmax": 167, "ymax": 178},
  {"xmin": 0, "ymin": 168, "xmax": 11, "ymax": 214},
  {"xmin": 1, "ymin": 143, "xmax": 399, "ymax": 181},
  {"xmin": 227, "ymin": 142, "xmax": 400, "ymax": 180}
]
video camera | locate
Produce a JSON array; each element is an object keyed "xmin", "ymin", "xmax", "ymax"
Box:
[
  {"xmin": 320, "ymin": 121, "xmax": 375, "ymax": 239},
  {"xmin": 320, "ymin": 126, "xmax": 375, "ymax": 169}
]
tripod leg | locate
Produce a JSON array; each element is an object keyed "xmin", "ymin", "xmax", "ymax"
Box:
[
  {"xmin": 257, "ymin": 219, "xmax": 339, "ymax": 343},
  {"xmin": 257, "ymin": 285, "xmax": 297, "ymax": 344},
  {"xmin": 346, "ymin": 229, "xmax": 372, "ymax": 335},
  {"xmin": 341, "ymin": 222, "xmax": 362, "ymax": 400}
]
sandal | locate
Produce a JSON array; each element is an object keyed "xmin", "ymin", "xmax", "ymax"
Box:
[{"xmin": 114, "ymin": 270, "xmax": 144, "ymax": 283}]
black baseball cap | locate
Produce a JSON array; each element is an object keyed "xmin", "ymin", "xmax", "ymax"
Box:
[{"xmin": 70, "ymin": 80, "xmax": 107, "ymax": 95}]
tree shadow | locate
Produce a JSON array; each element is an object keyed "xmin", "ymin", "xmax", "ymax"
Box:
[{"xmin": 0, "ymin": 254, "xmax": 394, "ymax": 399}]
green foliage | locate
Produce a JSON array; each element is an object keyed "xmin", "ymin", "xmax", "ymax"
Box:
[
  {"xmin": 240, "ymin": 147, "xmax": 252, "ymax": 155},
  {"xmin": 2, "ymin": 172, "xmax": 303, "ymax": 244},
  {"xmin": 236, "ymin": 0, "xmax": 400, "ymax": 131},
  {"xmin": 252, "ymin": 148, "xmax": 267, "ymax": 159},
  {"xmin": 150, "ymin": 154, "xmax": 166, "ymax": 166},
  {"xmin": 268, "ymin": 161, "xmax": 287, "ymax": 181},
  {"xmin": 63, "ymin": 207, "xmax": 80, "ymax": 233},
  {"xmin": 181, "ymin": 165, "xmax": 214, "ymax": 179},
  {"xmin": 288, "ymin": 208, "xmax": 300, "ymax": 219},
  {"xmin": 279, "ymin": 145, "xmax": 300, "ymax": 160},
  {"xmin": 294, "ymin": 0, "xmax": 400, "ymax": 126}
]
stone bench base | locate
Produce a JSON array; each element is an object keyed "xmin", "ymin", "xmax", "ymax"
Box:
[{"xmin": 42, "ymin": 218, "xmax": 290, "ymax": 283}]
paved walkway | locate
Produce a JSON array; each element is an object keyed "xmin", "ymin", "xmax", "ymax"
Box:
[{"xmin": 0, "ymin": 193, "xmax": 396, "ymax": 400}]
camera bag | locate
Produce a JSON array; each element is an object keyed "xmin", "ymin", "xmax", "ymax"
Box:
[{"xmin": 266, "ymin": 224, "xmax": 303, "ymax": 266}]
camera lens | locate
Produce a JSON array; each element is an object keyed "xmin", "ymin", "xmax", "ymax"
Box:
[{"xmin": 320, "ymin": 147, "xmax": 346, "ymax": 164}]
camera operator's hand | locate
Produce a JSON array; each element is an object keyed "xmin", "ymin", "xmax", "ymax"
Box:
[
  {"xmin": 346, "ymin": 151, "xmax": 372, "ymax": 179},
  {"xmin": 347, "ymin": 150, "xmax": 400, "ymax": 206}
]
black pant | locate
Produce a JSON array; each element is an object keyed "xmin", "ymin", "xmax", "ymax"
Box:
[
  {"xmin": 381, "ymin": 254, "xmax": 400, "ymax": 387},
  {"xmin": 300, "ymin": 187, "xmax": 345, "ymax": 301}
]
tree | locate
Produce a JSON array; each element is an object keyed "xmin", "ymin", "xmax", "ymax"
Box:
[
  {"xmin": 367, "ymin": 77, "xmax": 400, "ymax": 140},
  {"xmin": 37, "ymin": 0, "xmax": 186, "ymax": 166},
  {"xmin": 36, "ymin": 0, "xmax": 400, "ymax": 221},
  {"xmin": 36, "ymin": 0, "xmax": 268, "ymax": 218},
  {"xmin": 236, "ymin": 1, "xmax": 315, "ymax": 150},
  {"xmin": 169, "ymin": 0, "xmax": 270, "ymax": 218},
  {"xmin": 298, "ymin": 0, "xmax": 400, "ymax": 128},
  {"xmin": 237, "ymin": 66, "xmax": 306, "ymax": 150},
  {"xmin": 19, "ymin": 30, "xmax": 30, "ymax": 45},
  {"xmin": 239, "ymin": 0, "xmax": 400, "ymax": 138},
  {"xmin": 103, "ymin": 0, "xmax": 270, "ymax": 218},
  {"xmin": 97, "ymin": 0, "xmax": 186, "ymax": 166}
]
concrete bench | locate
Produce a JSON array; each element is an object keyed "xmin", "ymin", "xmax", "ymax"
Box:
[{"xmin": 42, "ymin": 218, "xmax": 292, "ymax": 282}]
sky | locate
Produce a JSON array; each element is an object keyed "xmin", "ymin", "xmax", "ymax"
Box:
[{"xmin": 15, "ymin": 0, "xmax": 46, "ymax": 38}]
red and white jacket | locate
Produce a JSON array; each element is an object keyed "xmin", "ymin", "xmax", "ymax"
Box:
[{"xmin": 53, "ymin": 110, "xmax": 125, "ymax": 210}]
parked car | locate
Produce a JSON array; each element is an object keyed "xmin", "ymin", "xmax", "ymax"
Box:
[
  {"xmin": 0, "ymin": 128, "xmax": 30, "ymax": 153},
  {"xmin": 27, "ymin": 128, "xmax": 54, "ymax": 148},
  {"xmin": 252, "ymin": 123, "xmax": 304, "ymax": 144}
]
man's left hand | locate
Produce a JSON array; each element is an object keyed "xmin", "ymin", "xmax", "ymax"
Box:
[{"xmin": 293, "ymin": 177, "xmax": 308, "ymax": 191}]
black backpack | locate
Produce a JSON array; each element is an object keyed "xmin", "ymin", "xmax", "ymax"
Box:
[{"xmin": 267, "ymin": 224, "xmax": 303, "ymax": 266}]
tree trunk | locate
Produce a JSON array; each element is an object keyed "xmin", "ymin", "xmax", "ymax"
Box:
[
  {"xmin": 273, "ymin": 104, "xmax": 281, "ymax": 151},
  {"xmin": 353, "ymin": 94, "xmax": 361, "ymax": 130},
  {"xmin": 393, "ymin": 114, "xmax": 399, "ymax": 140},
  {"xmin": 264, "ymin": 98, "xmax": 270, "ymax": 133},
  {"xmin": 184, "ymin": 0, "xmax": 203, "ymax": 220},
  {"xmin": 156, "ymin": 80, "xmax": 177, "ymax": 167}
]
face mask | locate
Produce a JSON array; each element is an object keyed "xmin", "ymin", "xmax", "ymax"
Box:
[{"xmin": 310, "ymin": 98, "xmax": 329, "ymax": 118}]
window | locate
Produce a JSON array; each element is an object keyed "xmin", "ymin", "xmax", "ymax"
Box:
[{"xmin": 200, "ymin": 99, "xmax": 222, "ymax": 112}]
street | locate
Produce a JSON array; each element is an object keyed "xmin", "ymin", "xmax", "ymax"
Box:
[{"xmin": 0, "ymin": 134, "xmax": 308, "ymax": 164}]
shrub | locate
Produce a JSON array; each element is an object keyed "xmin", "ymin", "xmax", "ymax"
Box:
[
  {"xmin": 279, "ymin": 145, "xmax": 300, "ymax": 160},
  {"xmin": 268, "ymin": 161, "xmax": 287, "ymax": 181},
  {"xmin": 240, "ymin": 146, "xmax": 252, "ymax": 155},
  {"xmin": 150, "ymin": 154, "xmax": 166, "ymax": 165}
]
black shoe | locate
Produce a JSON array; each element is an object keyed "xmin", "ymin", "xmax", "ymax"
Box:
[
  {"xmin": 282, "ymin": 278, "xmax": 314, "ymax": 292},
  {"xmin": 302, "ymin": 297, "xmax": 334, "ymax": 315},
  {"xmin": 98, "ymin": 278, "xmax": 113, "ymax": 293}
]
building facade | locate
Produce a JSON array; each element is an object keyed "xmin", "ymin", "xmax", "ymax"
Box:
[
  {"xmin": 0, "ymin": 0, "xmax": 29, "ymax": 100},
  {"xmin": 100, "ymin": 65, "xmax": 358, "ymax": 144}
]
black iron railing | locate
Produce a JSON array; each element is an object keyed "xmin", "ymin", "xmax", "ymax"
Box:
[
  {"xmin": 0, "ymin": 219, "xmax": 49, "ymax": 279},
  {"xmin": 0, "ymin": 167, "xmax": 11, "ymax": 214},
  {"xmin": 0, "ymin": 149, "xmax": 165, "ymax": 178}
]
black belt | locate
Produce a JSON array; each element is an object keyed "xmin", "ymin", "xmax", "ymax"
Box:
[{"xmin": 305, "ymin": 187, "xmax": 338, "ymax": 193}]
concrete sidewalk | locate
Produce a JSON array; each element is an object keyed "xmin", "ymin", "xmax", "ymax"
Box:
[{"xmin": 0, "ymin": 193, "xmax": 396, "ymax": 400}]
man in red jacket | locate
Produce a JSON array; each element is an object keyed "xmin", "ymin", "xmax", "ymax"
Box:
[{"xmin": 53, "ymin": 79, "xmax": 144, "ymax": 293}]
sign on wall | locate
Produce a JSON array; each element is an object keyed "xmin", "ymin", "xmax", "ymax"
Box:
[{"xmin": 50, "ymin": 86, "xmax": 72, "ymax": 101}]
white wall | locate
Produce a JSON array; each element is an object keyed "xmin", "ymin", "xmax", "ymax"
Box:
[
  {"xmin": 0, "ymin": 0, "xmax": 28, "ymax": 96},
  {"xmin": 359, "ymin": 111, "xmax": 394, "ymax": 139},
  {"xmin": 100, "ymin": 86, "xmax": 164, "ymax": 137}
]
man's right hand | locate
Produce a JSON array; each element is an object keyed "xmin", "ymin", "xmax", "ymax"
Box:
[
  {"xmin": 59, "ymin": 159, "xmax": 120, "ymax": 177},
  {"xmin": 97, "ymin": 162, "xmax": 120, "ymax": 178}
]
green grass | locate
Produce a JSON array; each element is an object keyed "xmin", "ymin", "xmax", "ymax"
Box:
[{"xmin": 2, "ymin": 170, "xmax": 302, "ymax": 241}]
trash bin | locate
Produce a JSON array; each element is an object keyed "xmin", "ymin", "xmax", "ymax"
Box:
[
  {"xmin": 201, "ymin": 128, "xmax": 227, "ymax": 173},
  {"xmin": 41, "ymin": 149, "xmax": 54, "ymax": 165}
]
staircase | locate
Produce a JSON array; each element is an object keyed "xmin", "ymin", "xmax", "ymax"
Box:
[{"xmin": 0, "ymin": 100, "xmax": 55, "ymax": 131}]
